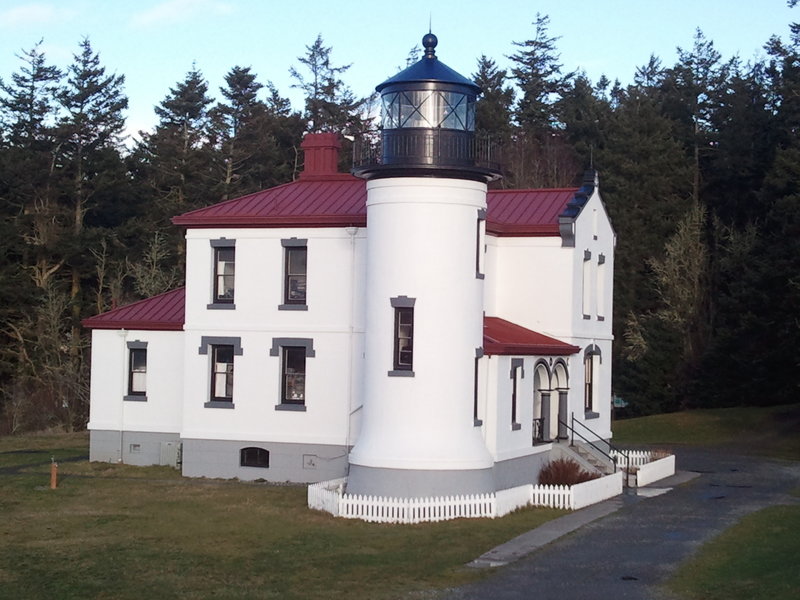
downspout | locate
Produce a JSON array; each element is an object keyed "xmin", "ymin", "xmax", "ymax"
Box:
[
  {"xmin": 117, "ymin": 328, "xmax": 128, "ymax": 463},
  {"xmin": 344, "ymin": 227, "xmax": 359, "ymax": 457}
]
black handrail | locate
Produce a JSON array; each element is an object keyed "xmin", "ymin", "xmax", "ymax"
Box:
[{"xmin": 558, "ymin": 413, "xmax": 631, "ymax": 485}]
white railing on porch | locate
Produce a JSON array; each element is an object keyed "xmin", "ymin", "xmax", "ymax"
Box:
[{"xmin": 307, "ymin": 471, "xmax": 622, "ymax": 524}]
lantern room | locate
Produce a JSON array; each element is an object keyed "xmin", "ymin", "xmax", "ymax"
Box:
[{"xmin": 353, "ymin": 33, "xmax": 501, "ymax": 182}]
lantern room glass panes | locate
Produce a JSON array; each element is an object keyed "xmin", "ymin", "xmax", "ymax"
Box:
[{"xmin": 381, "ymin": 90, "xmax": 474, "ymax": 131}]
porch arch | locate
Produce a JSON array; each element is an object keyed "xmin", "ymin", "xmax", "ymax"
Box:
[
  {"xmin": 552, "ymin": 359, "xmax": 570, "ymax": 439},
  {"xmin": 532, "ymin": 360, "xmax": 551, "ymax": 444}
]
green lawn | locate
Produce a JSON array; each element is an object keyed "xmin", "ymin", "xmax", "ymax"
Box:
[
  {"xmin": 612, "ymin": 403, "xmax": 800, "ymax": 460},
  {"xmin": 0, "ymin": 432, "xmax": 563, "ymax": 599},
  {"xmin": 666, "ymin": 505, "xmax": 800, "ymax": 600},
  {"xmin": 612, "ymin": 404, "xmax": 800, "ymax": 600}
]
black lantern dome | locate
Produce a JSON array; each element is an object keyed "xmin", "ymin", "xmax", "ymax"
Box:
[{"xmin": 353, "ymin": 33, "xmax": 500, "ymax": 182}]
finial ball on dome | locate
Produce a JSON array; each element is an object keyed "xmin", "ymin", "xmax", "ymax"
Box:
[{"xmin": 422, "ymin": 32, "xmax": 438, "ymax": 57}]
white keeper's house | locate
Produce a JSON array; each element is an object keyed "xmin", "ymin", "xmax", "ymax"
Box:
[{"xmin": 83, "ymin": 33, "xmax": 615, "ymax": 500}]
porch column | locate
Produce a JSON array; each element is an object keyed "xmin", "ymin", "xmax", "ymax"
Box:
[
  {"xmin": 557, "ymin": 389, "xmax": 569, "ymax": 439},
  {"xmin": 540, "ymin": 391, "xmax": 551, "ymax": 442}
]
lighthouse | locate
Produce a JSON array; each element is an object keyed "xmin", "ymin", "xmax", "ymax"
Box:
[{"xmin": 348, "ymin": 33, "xmax": 501, "ymax": 498}]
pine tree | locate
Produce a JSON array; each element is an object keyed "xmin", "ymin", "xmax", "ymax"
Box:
[
  {"xmin": 473, "ymin": 55, "xmax": 514, "ymax": 140},
  {"xmin": 57, "ymin": 38, "xmax": 128, "ymax": 340},
  {"xmin": 137, "ymin": 66, "xmax": 215, "ymax": 214},
  {"xmin": 289, "ymin": 34, "xmax": 368, "ymax": 135},
  {"xmin": 508, "ymin": 13, "xmax": 574, "ymax": 132}
]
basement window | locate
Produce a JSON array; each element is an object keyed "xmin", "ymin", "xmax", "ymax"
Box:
[{"xmin": 240, "ymin": 447, "xmax": 269, "ymax": 468}]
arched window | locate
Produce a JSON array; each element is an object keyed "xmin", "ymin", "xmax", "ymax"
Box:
[
  {"xmin": 240, "ymin": 447, "xmax": 269, "ymax": 468},
  {"xmin": 583, "ymin": 345, "xmax": 601, "ymax": 416}
]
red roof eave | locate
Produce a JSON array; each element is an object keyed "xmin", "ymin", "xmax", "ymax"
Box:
[
  {"xmin": 486, "ymin": 221, "xmax": 560, "ymax": 237},
  {"xmin": 171, "ymin": 214, "xmax": 367, "ymax": 228}
]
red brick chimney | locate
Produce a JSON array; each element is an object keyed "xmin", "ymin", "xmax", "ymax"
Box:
[{"xmin": 299, "ymin": 132, "xmax": 343, "ymax": 180}]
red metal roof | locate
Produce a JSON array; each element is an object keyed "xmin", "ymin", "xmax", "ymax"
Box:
[
  {"xmin": 81, "ymin": 288, "xmax": 185, "ymax": 331},
  {"xmin": 486, "ymin": 188, "xmax": 577, "ymax": 236},
  {"xmin": 172, "ymin": 179, "xmax": 578, "ymax": 236},
  {"xmin": 172, "ymin": 177, "xmax": 367, "ymax": 229},
  {"xmin": 483, "ymin": 317, "xmax": 580, "ymax": 356}
]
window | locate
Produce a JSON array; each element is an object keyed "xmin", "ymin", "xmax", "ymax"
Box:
[
  {"xmin": 583, "ymin": 346, "xmax": 600, "ymax": 417},
  {"xmin": 473, "ymin": 349, "xmax": 483, "ymax": 426},
  {"xmin": 270, "ymin": 337, "xmax": 315, "ymax": 411},
  {"xmin": 209, "ymin": 239, "xmax": 236, "ymax": 308},
  {"xmin": 210, "ymin": 345, "xmax": 234, "ymax": 403},
  {"xmin": 582, "ymin": 250, "xmax": 592, "ymax": 319},
  {"xmin": 389, "ymin": 296, "xmax": 416, "ymax": 376},
  {"xmin": 198, "ymin": 336, "xmax": 242, "ymax": 408},
  {"xmin": 510, "ymin": 359, "xmax": 523, "ymax": 430},
  {"xmin": 240, "ymin": 447, "xmax": 269, "ymax": 468},
  {"xmin": 394, "ymin": 308, "xmax": 414, "ymax": 369},
  {"xmin": 282, "ymin": 347, "xmax": 306, "ymax": 404},
  {"xmin": 129, "ymin": 349, "xmax": 147, "ymax": 395},
  {"xmin": 124, "ymin": 341, "xmax": 147, "ymax": 401},
  {"xmin": 597, "ymin": 254, "xmax": 606, "ymax": 321},
  {"xmin": 280, "ymin": 238, "xmax": 308, "ymax": 310},
  {"xmin": 476, "ymin": 209, "xmax": 486, "ymax": 279}
]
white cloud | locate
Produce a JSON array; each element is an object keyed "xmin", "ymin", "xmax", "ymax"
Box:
[
  {"xmin": 0, "ymin": 3, "xmax": 73, "ymax": 28},
  {"xmin": 131, "ymin": 0, "xmax": 233, "ymax": 27}
]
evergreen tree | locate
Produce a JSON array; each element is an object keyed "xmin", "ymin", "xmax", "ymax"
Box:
[
  {"xmin": 136, "ymin": 66, "xmax": 215, "ymax": 220},
  {"xmin": 506, "ymin": 14, "xmax": 578, "ymax": 187},
  {"xmin": 508, "ymin": 13, "xmax": 574, "ymax": 131},
  {"xmin": 290, "ymin": 34, "xmax": 367, "ymax": 135},
  {"xmin": 473, "ymin": 55, "xmax": 514, "ymax": 141},
  {"xmin": 57, "ymin": 38, "xmax": 128, "ymax": 338}
]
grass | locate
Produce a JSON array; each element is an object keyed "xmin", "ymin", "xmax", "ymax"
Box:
[
  {"xmin": 612, "ymin": 403, "xmax": 800, "ymax": 460},
  {"xmin": 666, "ymin": 505, "xmax": 800, "ymax": 600},
  {"xmin": 0, "ymin": 432, "xmax": 564, "ymax": 600}
]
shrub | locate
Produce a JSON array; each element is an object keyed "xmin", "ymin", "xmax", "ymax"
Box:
[{"xmin": 538, "ymin": 458, "xmax": 601, "ymax": 486}]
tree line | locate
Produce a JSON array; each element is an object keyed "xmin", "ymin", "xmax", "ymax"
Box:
[{"xmin": 1, "ymin": 9, "xmax": 798, "ymax": 432}]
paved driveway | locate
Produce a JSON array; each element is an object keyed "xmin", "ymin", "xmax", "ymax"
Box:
[{"xmin": 437, "ymin": 447, "xmax": 800, "ymax": 600}]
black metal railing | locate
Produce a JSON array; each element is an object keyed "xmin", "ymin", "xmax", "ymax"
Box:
[
  {"xmin": 352, "ymin": 129, "xmax": 503, "ymax": 173},
  {"xmin": 558, "ymin": 412, "xmax": 631, "ymax": 485}
]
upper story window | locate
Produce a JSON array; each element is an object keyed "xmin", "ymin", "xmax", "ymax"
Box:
[
  {"xmin": 124, "ymin": 341, "xmax": 147, "ymax": 401},
  {"xmin": 582, "ymin": 250, "xmax": 592, "ymax": 320},
  {"xmin": 209, "ymin": 239, "xmax": 236, "ymax": 309},
  {"xmin": 389, "ymin": 296, "xmax": 415, "ymax": 376},
  {"xmin": 280, "ymin": 238, "xmax": 308, "ymax": 310},
  {"xmin": 597, "ymin": 254, "xmax": 606, "ymax": 321}
]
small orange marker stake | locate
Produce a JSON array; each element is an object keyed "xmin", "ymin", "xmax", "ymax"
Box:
[{"xmin": 50, "ymin": 458, "xmax": 58, "ymax": 490}]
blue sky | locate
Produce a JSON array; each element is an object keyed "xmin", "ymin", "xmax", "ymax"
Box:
[{"xmin": 0, "ymin": 0, "xmax": 796, "ymax": 140}]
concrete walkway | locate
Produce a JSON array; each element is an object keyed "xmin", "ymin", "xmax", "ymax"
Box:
[{"xmin": 437, "ymin": 447, "xmax": 800, "ymax": 600}]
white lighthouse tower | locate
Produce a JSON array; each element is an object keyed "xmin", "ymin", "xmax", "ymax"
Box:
[{"xmin": 348, "ymin": 33, "xmax": 501, "ymax": 498}]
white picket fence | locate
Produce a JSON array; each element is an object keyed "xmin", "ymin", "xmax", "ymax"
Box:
[
  {"xmin": 611, "ymin": 449, "xmax": 652, "ymax": 468},
  {"xmin": 307, "ymin": 472, "xmax": 621, "ymax": 524}
]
